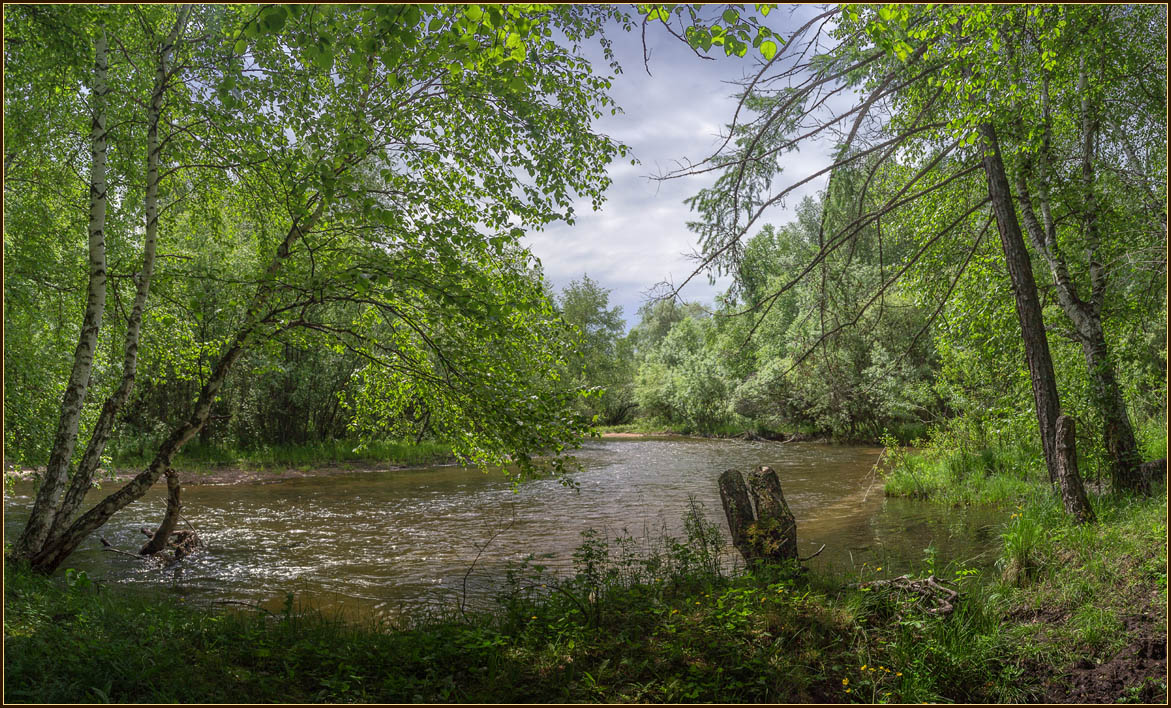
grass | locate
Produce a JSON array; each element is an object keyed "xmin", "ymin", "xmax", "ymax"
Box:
[
  {"xmin": 881, "ymin": 433, "xmax": 1046, "ymax": 506},
  {"xmin": 3, "ymin": 515, "xmax": 1024, "ymax": 704},
  {"xmin": 6, "ymin": 439, "xmax": 1166, "ymax": 703},
  {"xmin": 107, "ymin": 438, "xmax": 454, "ymax": 472}
]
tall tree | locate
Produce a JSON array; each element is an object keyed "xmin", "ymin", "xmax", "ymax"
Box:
[
  {"xmin": 9, "ymin": 3, "xmax": 631, "ymax": 572},
  {"xmin": 9, "ymin": 6, "xmax": 113, "ymax": 558},
  {"xmin": 644, "ymin": 3, "xmax": 1165, "ymax": 493},
  {"xmin": 558, "ymin": 275, "xmax": 636, "ymax": 425}
]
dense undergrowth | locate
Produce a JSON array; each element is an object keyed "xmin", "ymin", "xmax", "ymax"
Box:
[
  {"xmin": 596, "ymin": 419, "xmax": 929, "ymax": 445},
  {"xmin": 6, "ymin": 455, "xmax": 1166, "ymax": 703}
]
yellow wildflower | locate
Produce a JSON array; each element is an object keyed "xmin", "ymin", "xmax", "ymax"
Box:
[{"xmin": 842, "ymin": 678, "xmax": 849, "ymax": 686}]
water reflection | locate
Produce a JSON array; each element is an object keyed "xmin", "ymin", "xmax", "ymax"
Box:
[{"xmin": 4, "ymin": 438, "xmax": 1006, "ymax": 620}]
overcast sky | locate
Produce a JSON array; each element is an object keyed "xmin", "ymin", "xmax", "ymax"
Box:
[{"xmin": 524, "ymin": 7, "xmax": 833, "ymax": 329}]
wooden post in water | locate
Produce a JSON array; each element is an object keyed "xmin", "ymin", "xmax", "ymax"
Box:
[
  {"xmin": 1055, "ymin": 415, "xmax": 1096, "ymax": 525},
  {"xmin": 718, "ymin": 466, "xmax": 798, "ymax": 564},
  {"xmin": 748, "ymin": 466, "xmax": 797, "ymax": 561},
  {"xmin": 718, "ymin": 469, "xmax": 756, "ymax": 562}
]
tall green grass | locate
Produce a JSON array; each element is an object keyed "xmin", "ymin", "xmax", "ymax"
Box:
[{"xmin": 880, "ymin": 432, "xmax": 1040, "ymax": 506}]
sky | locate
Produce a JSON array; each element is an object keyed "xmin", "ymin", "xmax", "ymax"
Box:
[{"xmin": 523, "ymin": 7, "xmax": 834, "ymax": 330}]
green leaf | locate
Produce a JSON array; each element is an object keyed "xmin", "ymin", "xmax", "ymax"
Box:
[
  {"xmin": 261, "ymin": 6, "xmax": 287, "ymax": 33},
  {"xmin": 760, "ymin": 39, "xmax": 777, "ymax": 61}
]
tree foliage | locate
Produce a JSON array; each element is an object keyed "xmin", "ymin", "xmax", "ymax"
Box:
[{"xmin": 5, "ymin": 3, "xmax": 634, "ymax": 570}]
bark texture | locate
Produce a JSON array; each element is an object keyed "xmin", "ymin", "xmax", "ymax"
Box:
[
  {"xmin": 718, "ymin": 469, "xmax": 755, "ymax": 562},
  {"xmin": 979, "ymin": 122, "xmax": 1063, "ymax": 486},
  {"xmin": 1055, "ymin": 415, "xmax": 1096, "ymax": 525},
  {"xmin": 16, "ymin": 29, "xmax": 111, "ymax": 559},
  {"xmin": 718, "ymin": 466, "xmax": 797, "ymax": 564}
]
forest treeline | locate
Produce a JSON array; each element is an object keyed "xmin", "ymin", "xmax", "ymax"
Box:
[
  {"xmin": 3, "ymin": 4, "xmax": 1166, "ymax": 572},
  {"xmin": 5, "ymin": 4, "xmax": 1165, "ymax": 474}
]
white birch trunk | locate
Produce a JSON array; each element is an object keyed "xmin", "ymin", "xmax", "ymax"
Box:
[
  {"xmin": 48, "ymin": 6, "xmax": 193, "ymax": 541},
  {"xmin": 15, "ymin": 29, "xmax": 111, "ymax": 559}
]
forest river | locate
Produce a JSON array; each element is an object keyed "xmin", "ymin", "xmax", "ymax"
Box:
[{"xmin": 4, "ymin": 438, "xmax": 1006, "ymax": 621}]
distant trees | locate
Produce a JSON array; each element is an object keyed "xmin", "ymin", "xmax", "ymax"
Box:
[
  {"xmin": 628, "ymin": 188, "xmax": 941, "ymax": 439},
  {"xmin": 641, "ymin": 3, "xmax": 1165, "ymax": 491},
  {"xmin": 557, "ymin": 275, "xmax": 637, "ymax": 426},
  {"xmin": 6, "ymin": 3, "xmax": 630, "ymax": 572}
]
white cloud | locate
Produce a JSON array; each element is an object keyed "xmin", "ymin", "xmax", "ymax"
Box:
[{"xmin": 525, "ymin": 11, "xmax": 833, "ymax": 329}]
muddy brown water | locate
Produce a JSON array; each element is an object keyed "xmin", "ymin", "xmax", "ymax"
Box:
[{"xmin": 4, "ymin": 438, "xmax": 1006, "ymax": 621}]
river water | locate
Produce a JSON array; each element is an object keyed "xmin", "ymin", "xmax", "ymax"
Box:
[{"xmin": 4, "ymin": 438, "xmax": 1006, "ymax": 620}]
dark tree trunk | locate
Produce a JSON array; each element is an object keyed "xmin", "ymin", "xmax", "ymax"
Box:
[
  {"xmin": 140, "ymin": 468, "xmax": 183, "ymax": 555},
  {"xmin": 979, "ymin": 123, "xmax": 1062, "ymax": 486},
  {"xmin": 1055, "ymin": 416, "xmax": 1096, "ymax": 524}
]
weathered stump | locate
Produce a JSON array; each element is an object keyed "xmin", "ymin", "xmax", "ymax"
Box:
[
  {"xmin": 718, "ymin": 466, "xmax": 797, "ymax": 564},
  {"xmin": 718, "ymin": 469, "xmax": 755, "ymax": 561},
  {"xmin": 1056, "ymin": 415, "xmax": 1096, "ymax": 525}
]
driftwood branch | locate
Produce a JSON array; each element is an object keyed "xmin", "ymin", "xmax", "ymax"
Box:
[
  {"xmin": 853, "ymin": 573, "xmax": 960, "ymax": 616},
  {"xmin": 798, "ymin": 543, "xmax": 826, "ymax": 562}
]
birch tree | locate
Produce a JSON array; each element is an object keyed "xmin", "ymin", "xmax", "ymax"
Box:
[{"xmin": 8, "ymin": 3, "xmax": 630, "ymax": 572}]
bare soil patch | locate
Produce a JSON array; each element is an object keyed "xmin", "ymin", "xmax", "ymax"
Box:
[{"xmin": 1029, "ymin": 608, "xmax": 1168, "ymax": 704}]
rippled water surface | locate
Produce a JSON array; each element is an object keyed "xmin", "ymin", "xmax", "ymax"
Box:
[{"xmin": 4, "ymin": 438, "xmax": 1006, "ymax": 619}]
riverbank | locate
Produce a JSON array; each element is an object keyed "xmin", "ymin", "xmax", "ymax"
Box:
[
  {"xmin": 4, "ymin": 439, "xmax": 458, "ymax": 488},
  {"xmin": 5, "ymin": 477, "xmax": 1165, "ymax": 703},
  {"xmin": 595, "ymin": 421, "xmax": 926, "ymax": 445}
]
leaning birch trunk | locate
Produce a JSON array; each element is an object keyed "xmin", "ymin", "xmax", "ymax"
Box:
[
  {"xmin": 49, "ymin": 6, "xmax": 193, "ymax": 542},
  {"xmin": 141, "ymin": 468, "xmax": 183, "ymax": 555},
  {"xmin": 1055, "ymin": 416, "xmax": 1096, "ymax": 525},
  {"xmin": 28, "ymin": 203, "xmax": 325, "ymax": 574},
  {"xmin": 15, "ymin": 29, "xmax": 111, "ymax": 560},
  {"xmin": 718, "ymin": 466, "xmax": 797, "ymax": 565},
  {"xmin": 1014, "ymin": 60, "xmax": 1145, "ymax": 495}
]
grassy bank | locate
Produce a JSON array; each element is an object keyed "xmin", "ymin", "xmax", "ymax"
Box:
[
  {"xmin": 106, "ymin": 438, "xmax": 454, "ymax": 473},
  {"xmin": 6, "ymin": 472, "xmax": 1165, "ymax": 703}
]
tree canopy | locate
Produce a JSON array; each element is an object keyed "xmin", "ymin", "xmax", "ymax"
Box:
[{"xmin": 6, "ymin": 3, "xmax": 635, "ymax": 571}]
